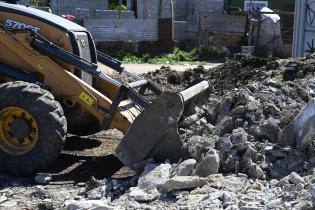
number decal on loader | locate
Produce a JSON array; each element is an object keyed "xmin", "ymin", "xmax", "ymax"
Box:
[
  {"xmin": 4, "ymin": 19, "xmax": 41, "ymax": 32},
  {"xmin": 80, "ymin": 92, "xmax": 95, "ymax": 106}
]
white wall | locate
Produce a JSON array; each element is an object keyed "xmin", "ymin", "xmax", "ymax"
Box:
[{"xmin": 292, "ymin": 0, "xmax": 311, "ymax": 58}]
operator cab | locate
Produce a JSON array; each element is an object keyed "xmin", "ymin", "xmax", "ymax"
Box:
[{"xmin": 0, "ymin": 2, "xmax": 96, "ymax": 85}]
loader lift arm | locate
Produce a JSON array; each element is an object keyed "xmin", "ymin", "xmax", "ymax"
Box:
[
  {"xmin": 28, "ymin": 30, "xmax": 167, "ymax": 131},
  {"xmin": 30, "ymin": 29, "xmax": 163, "ymax": 97},
  {"xmin": 0, "ymin": 22, "xmax": 210, "ymax": 171}
]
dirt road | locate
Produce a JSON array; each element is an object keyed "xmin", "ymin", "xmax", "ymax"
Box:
[
  {"xmin": 121, "ymin": 63, "xmax": 222, "ymax": 74},
  {"xmin": 100, "ymin": 63, "xmax": 222, "ymax": 75}
]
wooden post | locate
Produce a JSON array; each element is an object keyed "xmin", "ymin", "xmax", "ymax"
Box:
[
  {"xmin": 158, "ymin": 0, "xmax": 163, "ymax": 18},
  {"xmin": 119, "ymin": 0, "xmax": 122, "ymax": 18},
  {"xmin": 57, "ymin": 0, "xmax": 60, "ymax": 15},
  {"xmin": 143, "ymin": 0, "xmax": 148, "ymax": 19},
  {"xmin": 224, "ymin": 0, "xmax": 229, "ymax": 12},
  {"xmin": 248, "ymin": 0, "xmax": 253, "ymax": 46},
  {"xmin": 127, "ymin": 0, "xmax": 132, "ymax": 11},
  {"xmin": 171, "ymin": 0, "xmax": 174, "ymax": 40}
]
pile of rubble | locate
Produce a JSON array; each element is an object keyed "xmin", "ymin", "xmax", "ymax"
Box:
[
  {"xmin": 62, "ymin": 162, "xmax": 315, "ymax": 209},
  {"xmin": 142, "ymin": 54, "xmax": 315, "ymax": 179},
  {"xmin": 4, "ymin": 54, "xmax": 315, "ymax": 209},
  {"xmin": 60, "ymin": 54, "xmax": 315, "ymax": 209},
  {"xmin": 181, "ymin": 79, "xmax": 311, "ymax": 180}
]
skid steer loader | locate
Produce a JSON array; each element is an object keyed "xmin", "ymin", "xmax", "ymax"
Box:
[{"xmin": 0, "ymin": 2, "xmax": 209, "ymax": 175}]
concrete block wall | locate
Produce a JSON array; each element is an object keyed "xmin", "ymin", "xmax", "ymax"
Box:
[
  {"xmin": 18, "ymin": 0, "xmax": 32, "ymax": 5},
  {"xmin": 137, "ymin": 0, "xmax": 172, "ymax": 19},
  {"xmin": 50, "ymin": 0, "xmax": 108, "ymax": 15},
  {"xmin": 174, "ymin": 0, "xmax": 248, "ymax": 49},
  {"xmin": 85, "ymin": 18, "xmax": 158, "ymax": 42},
  {"xmin": 174, "ymin": 21, "xmax": 186, "ymax": 41},
  {"xmin": 174, "ymin": 0, "xmax": 224, "ymax": 21},
  {"xmin": 174, "ymin": 0, "xmax": 189, "ymax": 21},
  {"xmin": 76, "ymin": 8, "xmax": 135, "ymax": 20},
  {"xmin": 209, "ymin": 31, "xmax": 243, "ymax": 47},
  {"xmin": 195, "ymin": 0, "xmax": 224, "ymax": 14},
  {"xmin": 188, "ymin": 0, "xmax": 224, "ymax": 15}
]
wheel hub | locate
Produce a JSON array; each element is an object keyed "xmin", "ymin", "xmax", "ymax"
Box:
[
  {"xmin": 0, "ymin": 107, "xmax": 38, "ymax": 155},
  {"xmin": 10, "ymin": 118, "xmax": 30, "ymax": 139}
]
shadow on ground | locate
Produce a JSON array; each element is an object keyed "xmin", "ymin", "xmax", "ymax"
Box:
[
  {"xmin": 63, "ymin": 136, "xmax": 102, "ymax": 151},
  {"xmin": 0, "ymin": 132, "xmax": 134, "ymax": 187},
  {"xmin": 42, "ymin": 134, "xmax": 126, "ymax": 183},
  {"xmin": 45, "ymin": 154, "xmax": 124, "ymax": 183}
]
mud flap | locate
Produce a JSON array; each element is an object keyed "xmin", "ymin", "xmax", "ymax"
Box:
[{"xmin": 115, "ymin": 93, "xmax": 186, "ymax": 170}]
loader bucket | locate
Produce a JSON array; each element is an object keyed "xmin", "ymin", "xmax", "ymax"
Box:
[{"xmin": 116, "ymin": 81, "xmax": 210, "ymax": 171}]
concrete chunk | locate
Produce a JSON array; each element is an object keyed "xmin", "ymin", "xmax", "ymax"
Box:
[
  {"xmin": 159, "ymin": 176, "xmax": 208, "ymax": 193},
  {"xmin": 176, "ymin": 159, "xmax": 197, "ymax": 176},
  {"xmin": 137, "ymin": 163, "xmax": 171, "ymax": 190}
]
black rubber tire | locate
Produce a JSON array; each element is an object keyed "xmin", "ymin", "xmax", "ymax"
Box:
[
  {"xmin": 63, "ymin": 104, "xmax": 101, "ymax": 136},
  {"xmin": 0, "ymin": 81, "xmax": 67, "ymax": 175}
]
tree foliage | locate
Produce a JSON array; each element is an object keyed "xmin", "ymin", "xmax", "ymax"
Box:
[{"xmin": 108, "ymin": 0, "xmax": 127, "ymax": 11}]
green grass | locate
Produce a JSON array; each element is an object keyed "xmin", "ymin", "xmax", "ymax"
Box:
[{"xmin": 107, "ymin": 47, "xmax": 226, "ymax": 65}]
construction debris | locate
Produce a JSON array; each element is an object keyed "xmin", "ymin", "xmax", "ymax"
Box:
[
  {"xmin": 34, "ymin": 173, "xmax": 52, "ymax": 184},
  {"xmin": 3, "ymin": 54, "xmax": 315, "ymax": 209}
]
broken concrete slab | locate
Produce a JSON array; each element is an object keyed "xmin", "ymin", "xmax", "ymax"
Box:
[
  {"xmin": 137, "ymin": 163, "xmax": 171, "ymax": 190},
  {"xmin": 289, "ymin": 172, "xmax": 305, "ymax": 185},
  {"xmin": 63, "ymin": 199, "xmax": 119, "ymax": 210},
  {"xmin": 159, "ymin": 176, "xmax": 208, "ymax": 193},
  {"xmin": 176, "ymin": 159, "xmax": 197, "ymax": 176},
  {"xmin": 128, "ymin": 187, "xmax": 160, "ymax": 202},
  {"xmin": 194, "ymin": 149, "xmax": 220, "ymax": 177}
]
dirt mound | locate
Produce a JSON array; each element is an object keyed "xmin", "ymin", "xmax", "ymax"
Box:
[
  {"xmin": 142, "ymin": 54, "xmax": 275, "ymax": 93},
  {"xmin": 142, "ymin": 54, "xmax": 315, "ymax": 95}
]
